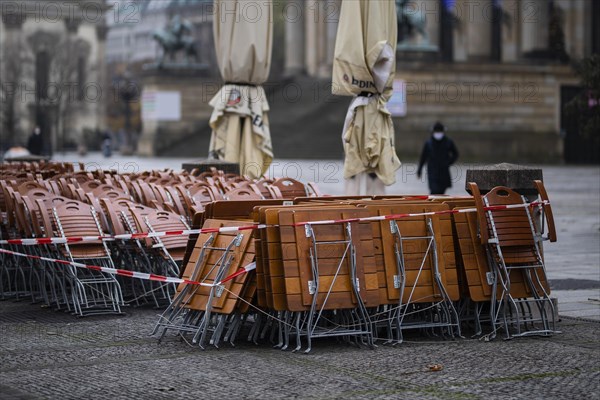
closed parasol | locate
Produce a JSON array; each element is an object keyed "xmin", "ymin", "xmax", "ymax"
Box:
[
  {"xmin": 208, "ymin": 0, "xmax": 274, "ymax": 179},
  {"xmin": 332, "ymin": 0, "xmax": 401, "ymax": 194}
]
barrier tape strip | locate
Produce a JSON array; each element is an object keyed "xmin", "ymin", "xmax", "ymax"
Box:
[
  {"xmin": 0, "ymin": 225, "xmax": 268, "ymax": 246},
  {"xmin": 0, "ymin": 248, "xmax": 256, "ymax": 288},
  {"xmin": 0, "ymin": 201, "xmax": 549, "ymax": 246},
  {"xmin": 291, "ymin": 201, "xmax": 549, "ymax": 226}
]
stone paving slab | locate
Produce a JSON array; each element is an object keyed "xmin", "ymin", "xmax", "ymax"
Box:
[{"xmin": 554, "ymin": 290, "xmax": 600, "ymax": 321}]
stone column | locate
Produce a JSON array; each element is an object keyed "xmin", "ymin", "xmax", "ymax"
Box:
[
  {"xmin": 556, "ymin": 0, "xmax": 586, "ymax": 59},
  {"xmin": 0, "ymin": 12, "xmax": 27, "ymax": 146},
  {"xmin": 452, "ymin": 0, "xmax": 468, "ymax": 62},
  {"xmin": 520, "ymin": 0, "xmax": 550, "ymax": 54},
  {"xmin": 465, "ymin": 0, "xmax": 493, "ymax": 60},
  {"xmin": 96, "ymin": 24, "xmax": 109, "ymax": 133},
  {"xmin": 60, "ymin": 17, "xmax": 82, "ymax": 152},
  {"xmin": 322, "ymin": 0, "xmax": 340, "ymax": 78},
  {"xmin": 284, "ymin": 0, "xmax": 305, "ymax": 77},
  {"xmin": 420, "ymin": 0, "xmax": 440, "ymax": 48},
  {"xmin": 501, "ymin": 0, "xmax": 518, "ymax": 62},
  {"xmin": 303, "ymin": 0, "xmax": 334, "ymax": 78},
  {"xmin": 315, "ymin": 1, "xmax": 328, "ymax": 78},
  {"xmin": 304, "ymin": 0, "xmax": 319, "ymax": 77}
]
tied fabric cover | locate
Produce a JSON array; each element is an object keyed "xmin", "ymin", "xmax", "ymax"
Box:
[
  {"xmin": 208, "ymin": 0, "xmax": 274, "ymax": 178},
  {"xmin": 332, "ymin": 0, "xmax": 401, "ymax": 186}
]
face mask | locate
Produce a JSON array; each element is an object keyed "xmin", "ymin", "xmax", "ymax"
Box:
[{"xmin": 433, "ymin": 132, "xmax": 444, "ymax": 140}]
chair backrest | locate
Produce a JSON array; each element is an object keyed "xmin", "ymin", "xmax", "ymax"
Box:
[
  {"xmin": 128, "ymin": 180, "xmax": 145, "ymax": 204},
  {"xmin": 80, "ymin": 180, "xmax": 103, "ymax": 192},
  {"xmin": 483, "ymin": 185, "xmax": 535, "ymax": 248},
  {"xmin": 148, "ymin": 183, "xmax": 169, "ymax": 206},
  {"xmin": 46, "ymin": 180, "xmax": 62, "ymax": 195},
  {"xmin": 164, "ymin": 186, "xmax": 188, "ymax": 217},
  {"xmin": 191, "ymin": 184, "xmax": 222, "ymax": 205},
  {"xmin": 99, "ymin": 198, "xmax": 128, "ymax": 235},
  {"xmin": 54, "ymin": 201, "xmax": 109, "ymax": 259},
  {"xmin": 53, "ymin": 201, "xmax": 100, "ymax": 236},
  {"xmin": 138, "ymin": 181, "xmax": 157, "ymax": 206},
  {"xmin": 16, "ymin": 181, "xmax": 47, "ymax": 195},
  {"xmin": 272, "ymin": 177, "xmax": 307, "ymax": 198},
  {"xmin": 126, "ymin": 202, "xmax": 156, "ymax": 234},
  {"xmin": 12, "ymin": 191, "xmax": 33, "ymax": 238},
  {"xmin": 225, "ymin": 187, "xmax": 262, "ymax": 200},
  {"xmin": 2, "ymin": 185, "xmax": 17, "ymax": 227},
  {"xmin": 93, "ymin": 188, "xmax": 128, "ymax": 201},
  {"xmin": 143, "ymin": 210, "xmax": 189, "ymax": 251},
  {"xmin": 35, "ymin": 198, "xmax": 56, "ymax": 237},
  {"xmin": 21, "ymin": 195, "xmax": 45, "ymax": 237}
]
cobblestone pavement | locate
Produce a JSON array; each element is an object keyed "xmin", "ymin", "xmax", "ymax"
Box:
[
  {"xmin": 1, "ymin": 155, "xmax": 597, "ymax": 399},
  {"xmin": 0, "ymin": 300, "xmax": 599, "ymax": 400}
]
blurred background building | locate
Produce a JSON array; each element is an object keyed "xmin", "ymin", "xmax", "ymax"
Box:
[
  {"xmin": 0, "ymin": 0, "xmax": 110, "ymax": 155},
  {"xmin": 1, "ymin": 0, "xmax": 598, "ymax": 163},
  {"xmin": 106, "ymin": 0, "xmax": 214, "ymax": 66},
  {"xmin": 278, "ymin": 0, "xmax": 599, "ymax": 163}
]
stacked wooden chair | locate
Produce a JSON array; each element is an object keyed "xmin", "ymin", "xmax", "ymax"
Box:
[
  {"xmin": 153, "ymin": 220, "xmax": 256, "ymax": 349},
  {"xmin": 157, "ymin": 181, "xmax": 557, "ymax": 350},
  {"xmin": 49, "ymin": 201, "xmax": 124, "ymax": 316},
  {"xmin": 1, "ymin": 160, "xmax": 559, "ymax": 348},
  {"xmin": 467, "ymin": 180, "xmax": 557, "ymax": 339}
]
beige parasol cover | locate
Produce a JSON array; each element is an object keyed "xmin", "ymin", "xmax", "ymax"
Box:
[
  {"xmin": 208, "ymin": 0, "xmax": 273, "ymax": 178},
  {"xmin": 332, "ymin": 0, "xmax": 401, "ymax": 187}
]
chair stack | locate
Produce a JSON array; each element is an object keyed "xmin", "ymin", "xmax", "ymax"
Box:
[
  {"xmin": 0, "ymin": 162, "xmax": 317, "ymax": 317},
  {"xmin": 1, "ymin": 161, "xmax": 559, "ymax": 350},
  {"xmin": 158, "ymin": 185, "xmax": 557, "ymax": 351}
]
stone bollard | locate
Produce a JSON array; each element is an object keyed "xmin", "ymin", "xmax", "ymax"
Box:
[
  {"xmin": 464, "ymin": 162, "xmax": 542, "ymax": 201},
  {"xmin": 464, "ymin": 162, "xmax": 558, "ymax": 320},
  {"xmin": 181, "ymin": 159, "xmax": 240, "ymax": 176},
  {"xmin": 465, "ymin": 162, "xmax": 544, "ymax": 238}
]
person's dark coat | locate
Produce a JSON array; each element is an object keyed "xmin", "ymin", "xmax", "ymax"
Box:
[
  {"xmin": 417, "ymin": 136, "xmax": 459, "ymax": 194},
  {"xmin": 27, "ymin": 131, "xmax": 43, "ymax": 156}
]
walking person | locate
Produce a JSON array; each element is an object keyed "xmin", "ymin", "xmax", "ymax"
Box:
[
  {"xmin": 102, "ymin": 131, "xmax": 112, "ymax": 158},
  {"xmin": 417, "ymin": 122, "xmax": 459, "ymax": 195},
  {"xmin": 27, "ymin": 126, "xmax": 44, "ymax": 156}
]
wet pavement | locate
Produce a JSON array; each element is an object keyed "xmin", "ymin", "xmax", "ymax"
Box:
[{"xmin": 0, "ymin": 153, "xmax": 598, "ymax": 399}]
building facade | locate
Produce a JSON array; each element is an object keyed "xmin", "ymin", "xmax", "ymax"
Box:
[
  {"xmin": 282, "ymin": 0, "xmax": 598, "ymax": 162},
  {"xmin": 105, "ymin": 0, "xmax": 214, "ymax": 66},
  {"xmin": 0, "ymin": 0, "xmax": 110, "ymax": 154}
]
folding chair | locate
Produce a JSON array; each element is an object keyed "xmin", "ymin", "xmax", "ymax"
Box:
[
  {"xmin": 469, "ymin": 181, "xmax": 557, "ymax": 339},
  {"xmin": 52, "ymin": 201, "xmax": 124, "ymax": 316},
  {"xmin": 355, "ymin": 201, "xmax": 461, "ymax": 344},
  {"xmin": 101, "ymin": 199, "xmax": 168, "ymax": 307},
  {"xmin": 258, "ymin": 206, "xmax": 379, "ymax": 353},
  {"xmin": 152, "ymin": 219, "xmax": 255, "ymax": 349}
]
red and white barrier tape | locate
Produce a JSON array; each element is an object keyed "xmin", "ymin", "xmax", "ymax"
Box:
[
  {"xmin": 0, "ymin": 225, "xmax": 267, "ymax": 246},
  {"xmin": 0, "ymin": 201, "xmax": 549, "ymax": 246},
  {"xmin": 0, "ymin": 248, "xmax": 256, "ymax": 288},
  {"xmin": 292, "ymin": 201, "xmax": 549, "ymax": 226},
  {"xmin": 218, "ymin": 262, "xmax": 256, "ymax": 285}
]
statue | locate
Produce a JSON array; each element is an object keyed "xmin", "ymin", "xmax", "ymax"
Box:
[
  {"xmin": 152, "ymin": 16, "xmax": 199, "ymax": 67},
  {"xmin": 396, "ymin": 0, "xmax": 436, "ymax": 51}
]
